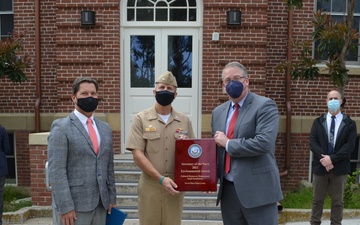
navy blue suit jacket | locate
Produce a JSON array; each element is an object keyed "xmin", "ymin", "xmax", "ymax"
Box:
[{"xmin": 0, "ymin": 126, "xmax": 11, "ymax": 177}]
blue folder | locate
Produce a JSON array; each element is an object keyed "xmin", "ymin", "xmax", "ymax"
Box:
[{"xmin": 106, "ymin": 208, "xmax": 127, "ymax": 225}]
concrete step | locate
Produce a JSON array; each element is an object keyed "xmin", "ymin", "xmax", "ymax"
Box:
[
  {"xmin": 116, "ymin": 193, "xmax": 218, "ymax": 207},
  {"xmin": 113, "ymin": 155, "xmax": 221, "ymax": 221},
  {"xmin": 115, "ymin": 171, "xmax": 141, "ymax": 183},
  {"xmin": 119, "ymin": 206, "xmax": 222, "ymax": 221}
]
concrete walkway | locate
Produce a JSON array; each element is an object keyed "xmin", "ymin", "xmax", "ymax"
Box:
[
  {"xmin": 286, "ymin": 218, "xmax": 360, "ymax": 225},
  {"xmin": 3, "ymin": 206, "xmax": 360, "ymax": 225},
  {"xmin": 6, "ymin": 217, "xmax": 360, "ymax": 225}
]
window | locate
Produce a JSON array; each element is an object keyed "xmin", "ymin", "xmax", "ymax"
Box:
[
  {"xmin": 127, "ymin": 0, "xmax": 197, "ymax": 22},
  {"xmin": 6, "ymin": 133, "xmax": 16, "ymax": 184},
  {"xmin": 316, "ymin": 0, "xmax": 360, "ymax": 65},
  {"xmin": 0, "ymin": 0, "xmax": 13, "ymax": 41}
]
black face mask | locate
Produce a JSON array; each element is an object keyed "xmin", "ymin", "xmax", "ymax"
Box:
[
  {"xmin": 155, "ymin": 90, "xmax": 175, "ymax": 106},
  {"xmin": 76, "ymin": 97, "xmax": 98, "ymax": 112}
]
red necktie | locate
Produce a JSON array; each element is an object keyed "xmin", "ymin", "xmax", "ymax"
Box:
[
  {"xmin": 87, "ymin": 118, "xmax": 99, "ymax": 155},
  {"xmin": 225, "ymin": 104, "xmax": 239, "ymax": 174}
]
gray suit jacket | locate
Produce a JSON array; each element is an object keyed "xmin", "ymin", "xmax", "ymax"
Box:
[
  {"xmin": 48, "ymin": 112, "xmax": 116, "ymax": 215},
  {"xmin": 211, "ymin": 91, "xmax": 283, "ymax": 208}
]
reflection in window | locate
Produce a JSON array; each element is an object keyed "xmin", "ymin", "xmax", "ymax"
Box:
[
  {"xmin": 130, "ymin": 36, "xmax": 155, "ymax": 87},
  {"xmin": 168, "ymin": 36, "xmax": 192, "ymax": 88},
  {"xmin": 315, "ymin": 0, "xmax": 360, "ymax": 64},
  {"xmin": 0, "ymin": 0, "xmax": 13, "ymax": 40},
  {"xmin": 127, "ymin": 0, "xmax": 197, "ymax": 22}
]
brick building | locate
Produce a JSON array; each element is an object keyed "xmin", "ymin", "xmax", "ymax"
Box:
[{"xmin": 1, "ymin": 0, "xmax": 360, "ymax": 196}]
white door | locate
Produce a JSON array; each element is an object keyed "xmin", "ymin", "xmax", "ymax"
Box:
[{"xmin": 121, "ymin": 28, "xmax": 201, "ymax": 151}]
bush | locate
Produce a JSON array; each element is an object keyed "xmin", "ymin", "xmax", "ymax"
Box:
[
  {"xmin": 281, "ymin": 170, "xmax": 360, "ymax": 209},
  {"xmin": 3, "ymin": 185, "xmax": 32, "ymax": 212}
]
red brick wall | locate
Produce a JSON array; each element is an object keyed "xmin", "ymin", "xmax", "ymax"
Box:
[
  {"xmin": 2, "ymin": 0, "xmax": 360, "ymax": 195},
  {"xmin": 29, "ymin": 145, "xmax": 51, "ymax": 206},
  {"xmin": 15, "ymin": 131, "xmax": 31, "ymax": 187}
]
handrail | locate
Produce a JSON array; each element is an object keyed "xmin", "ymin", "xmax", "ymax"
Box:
[{"xmin": 45, "ymin": 161, "xmax": 52, "ymax": 191}]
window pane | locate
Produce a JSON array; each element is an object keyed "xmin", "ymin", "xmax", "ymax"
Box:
[
  {"xmin": 332, "ymin": 0, "xmax": 346, "ymax": 13},
  {"xmin": 137, "ymin": 9, "xmax": 154, "ymax": 21},
  {"xmin": 156, "ymin": 9, "xmax": 167, "ymax": 21},
  {"xmin": 189, "ymin": 9, "xmax": 196, "ymax": 21},
  {"xmin": 130, "ymin": 35, "xmax": 155, "ymax": 87},
  {"xmin": 317, "ymin": 0, "xmax": 330, "ymax": 12},
  {"xmin": 168, "ymin": 35, "xmax": 192, "ymax": 88},
  {"xmin": 156, "ymin": 1, "xmax": 167, "ymax": 7},
  {"xmin": 347, "ymin": 44, "xmax": 358, "ymax": 61},
  {"xmin": 189, "ymin": 0, "xmax": 197, "ymax": 7},
  {"xmin": 1, "ymin": 14, "xmax": 13, "ymax": 36},
  {"xmin": 137, "ymin": 0, "xmax": 154, "ymax": 7},
  {"xmin": 6, "ymin": 133, "xmax": 15, "ymax": 183},
  {"xmin": 171, "ymin": 0, "xmax": 187, "ymax": 7},
  {"xmin": 355, "ymin": 0, "xmax": 360, "ymax": 13},
  {"xmin": 170, "ymin": 9, "xmax": 187, "ymax": 21},
  {"xmin": 347, "ymin": 17, "xmax": 359, "ymax": 61},
  {"xmin": 127, "ymin": 0, "xmax": 135, "ymax": 7},
  {"xmin": 127, "ymin": 9, "xmax": 135, "ymax": 21},
  {"xmin": 331, "ymin": 15, "xmax": 344, "ymax": 23},
  {"xmin": 0, "ymin": 0, "xmax": 12, "ymax": 11}
]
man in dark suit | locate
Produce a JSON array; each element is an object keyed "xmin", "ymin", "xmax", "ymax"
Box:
[
  {"xmin": 310, "ymin": 90, "xmax": 357, "ymax": 225},
  {"xmin": 0, "ymin": 125, "xmax": 10, "ymax": 225},
  {"xmin": 212, "ymin": 61, "xmax": 283, "ymax": 225},
  {"xmin": 48, "ymin": 77, "xmax": 116, "ymax": 225}
]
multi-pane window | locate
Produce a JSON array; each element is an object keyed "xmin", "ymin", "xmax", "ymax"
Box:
[
  {"xmin": 0, "ymin": 0, "xmax": 13, "ymax": 40},
  {"xmin": 127, "ymin": 0, "xmax": 197, "ymax": 22},
  {"xmin": 316, "ymin": 0, "xmax": 360, "ymax": 65}
]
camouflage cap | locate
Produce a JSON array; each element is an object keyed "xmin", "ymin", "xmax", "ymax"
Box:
[{"xmin": 155, "ymin": 71, "xmax": 178, "ymax": 87}]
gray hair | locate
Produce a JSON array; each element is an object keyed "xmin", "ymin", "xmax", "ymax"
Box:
[{"xmin": 222, "ymin": 61, "xmax": 248, "ymax": 80}]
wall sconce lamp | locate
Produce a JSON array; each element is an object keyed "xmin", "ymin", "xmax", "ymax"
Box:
[
  {"xmin": 81, "ymin": 10, "xmax": 96, "ymax": 26},
  {"xmin": 227, "ymin": 10, "xmax": 241, "ymax": 26}
]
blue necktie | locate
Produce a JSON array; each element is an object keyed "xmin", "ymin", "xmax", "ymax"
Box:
[{"xmin": 328, "ymin": 115, "xmax": 335, "ymax": 155}]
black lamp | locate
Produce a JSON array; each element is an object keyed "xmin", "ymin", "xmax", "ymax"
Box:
[
  {"xmin": 227, "ymin": 10, "xmax": 241, "ymax": 26},
  {"xmin": 81, "ymin": 10, "xmax": 96, "ymax": 26}
]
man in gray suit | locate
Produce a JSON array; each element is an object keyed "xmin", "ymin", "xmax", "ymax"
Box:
[
  {"xmin": 48, "ymin": 77, "xmax": 116, "ymax": 225},
  {"xmin": 212, "ymin": 62, "xmax": 283, "ymax": 225}
]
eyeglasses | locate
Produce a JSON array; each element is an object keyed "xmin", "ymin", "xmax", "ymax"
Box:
[{"xmin": 223, "ymin": 76, "xmax": 246, "ymax": 85}]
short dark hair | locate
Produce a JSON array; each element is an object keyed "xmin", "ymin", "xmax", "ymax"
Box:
[{"xmin": 72, "ymin": 77, "xmax": 99, "ymax": 95}]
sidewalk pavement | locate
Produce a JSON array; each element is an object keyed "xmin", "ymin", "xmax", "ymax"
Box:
[
  {"xmin": 285, "ymin": 219, "xmax": 360, "ymax": 225},
  {"xmin": 6, "ymin": 217, "xmax": 360, "ymax": 225},
  {"xmin": 4, "ymin": 206, "xmax": 360, "ymax": 225}
]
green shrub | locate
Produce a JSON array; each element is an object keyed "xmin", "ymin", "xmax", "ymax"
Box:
[
  {"xmin": 3, "ymin": 185, "xmax": 32, "ymax": 212},
  {"xmin": 344, "ymin": 169, "xmax": 360, "ymax": 208},
  {"xmin": 281, "ymin": 171, "xmax": 360, "ymax": 209}
]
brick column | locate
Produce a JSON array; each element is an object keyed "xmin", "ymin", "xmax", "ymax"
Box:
[{"xmin": 29, "ymin": 132, "xmax": 52, "ymax": 206}]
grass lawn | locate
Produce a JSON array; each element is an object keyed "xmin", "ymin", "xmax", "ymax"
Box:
[{"xmin": 281, "ymin": 186, "xmax": 360, "ymax": 209}]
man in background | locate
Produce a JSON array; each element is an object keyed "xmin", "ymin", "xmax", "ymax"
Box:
[{"xmin": 310, "ymin": 90, "xmax": 357, "ymax": 225}]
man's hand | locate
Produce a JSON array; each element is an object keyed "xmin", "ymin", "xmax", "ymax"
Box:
[
  {"xmin": 161, "ymin": 177, "xmax": 180, "ymax": 195},
  {"xmin": 320, "ymin": 154, "xmax": 334, "ymax": 171},
  {"xmin": 107, "ymin": 203, "xmax": 117, "ymax": 214},
  {"xmin": 214, "ymin": 131, "xmax": 229, "ymax": 147},
  {"xmin": 61, "ymin": 210, "xmax": 76, "ymax": 225}
]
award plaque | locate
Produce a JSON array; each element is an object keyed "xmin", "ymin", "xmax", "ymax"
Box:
[{"xmin": 174, "ymin": 138, "xmax": 217, "ymax": 191}]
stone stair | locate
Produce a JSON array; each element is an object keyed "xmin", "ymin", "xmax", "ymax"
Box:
[{"xmin": 114, "ymin": 154, "xmax": 222, "ymax": 221}]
